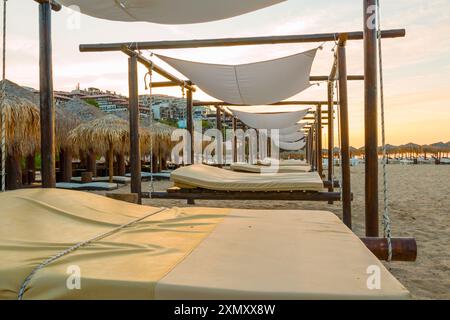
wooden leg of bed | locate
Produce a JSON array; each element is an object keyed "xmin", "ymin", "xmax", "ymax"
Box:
[
  {"xmin": 187, "ymin": 199, "xmax": 196, "ymax": 205},
  {"xmin": 360, "ymin": 237, "xmax": 417, "ymax": 262}
]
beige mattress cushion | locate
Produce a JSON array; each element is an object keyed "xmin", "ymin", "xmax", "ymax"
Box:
[
  {"xmin": 258, "ymin": 159, "xmax": 309, "ymax": 167},
  {"xmin": 231, "ymin": 162, "xmax": 311, "ymax": 173},
  {"xmin": 171, "ymin": 164, "xmax": 324, "ymax": 191},
  {"xmin": 0, "ymin": 189, "xmax": 230, "ymax": 300},
  {"xmin": 0, "ymin": 189, "xmax": 410, "ymax": 300},
  {"xmin": 156, "ymin": 209, "xmax": 411, "ymax": 300}
]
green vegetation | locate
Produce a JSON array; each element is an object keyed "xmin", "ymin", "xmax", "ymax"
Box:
[
  {"xmin": 84, "ymin": 99, "xmax": 100, "ymax": 109},
  {"xmin": 158, "ymin": 119, "xmax": 179, "ymax": 128}
]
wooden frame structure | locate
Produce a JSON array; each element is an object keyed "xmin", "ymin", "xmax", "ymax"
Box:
[{"xmin": 33, "ymin": 0, "xmax": 416, "ymax": 261}]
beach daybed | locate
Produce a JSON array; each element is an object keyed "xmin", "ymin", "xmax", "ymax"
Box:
[
  {"xmin": 259, "ymin": 159, "xmax": 309, "ymax": 167},
  {"xmin": 230, "ymin": 162, "xmax": 311, "ymax": 173},
  {"xmin": 56, "ymin": 182, "xmax": 118, "ymax": 191},
  {"xmin": 149, "ymin": 164, "xmax": 341, "ymax": 202},
  {"xmin": 0, "ymin": 189, "xmax": 410, "ymax": 300},
  {"xmin": 71, "ymin": 176, "xmax": 131, "ymax": 184}
]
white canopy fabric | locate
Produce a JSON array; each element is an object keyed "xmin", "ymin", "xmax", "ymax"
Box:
[
  {"xmin": 156, "ymin": 49, "xmax": 317, "ymax": 105},
  {"xmin": 275, "ymin": 139, "xmax": 306, "ymax": 151},
  {"xmin": 59, "ymin": 0, "xmax": 285, "ymax": 24},
  {"xmin": 279, "ymin": 123, "xmax": 306, "ymax": 135},
  {"xmin": 278, "ymin": 131, "xmax": 305, "ymax": 142},
  {"xmin": 228, "ymin": 107, "xmax": 310, "ymax": 130}
]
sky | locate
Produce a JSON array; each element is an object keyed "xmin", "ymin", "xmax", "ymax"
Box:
[{"xmin": 4, "ymin": 0, "xmax": 450, "ymax": 147}]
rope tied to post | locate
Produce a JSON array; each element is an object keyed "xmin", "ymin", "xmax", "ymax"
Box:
[
  {"xmin": 1, "ymin": 0, "xmax": 7, "ymax": 192},
  {"xmin": 376, "ymin": 0, "xmax": 392, "ymax": 262},
  {"xmin": 144, "ymin": 67, "xmax": 155, "ymax": 195}
]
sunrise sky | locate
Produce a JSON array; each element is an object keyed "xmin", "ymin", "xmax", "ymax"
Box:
[{"xmin": 4, "ymin": 0, "xmax": 450, "ymax": 147}]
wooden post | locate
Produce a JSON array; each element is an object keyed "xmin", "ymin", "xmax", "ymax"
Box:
[
  {"xmin": 364, "ymin": 0, "xmax": 379, "ymax": 236},
  {"xmin": 216, "ymin": 107, "xmax": 223, "ymax": 168},
  {"xmin": 26, "ymin": 154, "xmax": 36, "ymax": 184},
  {"xmin": 186, "ymin": 89, "xmax": 194, "ymax": 164},
  {"xmin": 108, "ymin": 144, "xmax": 114, "ymax": 183},
  {"xmin": 6, "ymin": 153, "xmax": 21, "ymax": 190},
  {"xmin": 312, "ymin": 125, "xmax": 317, "ymax": 171},
  {"xmin": 232, "ymin": 117, "xmax": 237, "ymax": 163},
  {"xmin": 86, "ymin": 150, "xmax": 97, "ymax": 177},
  {"xmin": 38, "ymin": 1, "xmax": 56, "ymax": 188},
  {"xmin": 60, "ymin": 148, "xmax": 72, "ymax": 182},
  {"xmin": 117, "ymin": 152, "xmax": 126, "ymax": 176},
  {"xmin": 327, "ymin": 86, "xmax": 334, "ymax": 193},
  {"xmin": 128, "ymin": 55, "xmax": 142, "ymax": 203},
  {"xmin": 316, "ymin": 105, "xmax": 323, "ymax": 177},
  {"xmin": 338, "ymin": 35, "xmax": 352, "ymax": 229}
]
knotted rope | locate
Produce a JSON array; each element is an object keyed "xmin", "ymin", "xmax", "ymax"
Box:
[
  {"xmin": 376, "ymin": 0, "xmax": 392, "ymax": 261},
  {"xmin": 1, "ymin": 0, "xmax": 7, "ymax": 192}
]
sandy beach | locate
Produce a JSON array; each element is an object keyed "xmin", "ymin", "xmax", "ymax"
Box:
[{"xmin": 94, "ymin": 164, "xmax": 450, "ymax": 300}]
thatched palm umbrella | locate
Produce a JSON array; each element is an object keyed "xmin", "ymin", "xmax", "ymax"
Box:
[
  {"xmin": 0, "ymin": 80, "xmax": 41, "ymax": 189},
  {"xmin": 141, "ymin": 120, "xmax": 176, "ymax": 172},
  {"xmin": 58, "ymin": 98, "xmax": 104, "ymax": 181},
  {"xmin": 68, "ymin": 115, "xmax": 152, "ymax": 183}
]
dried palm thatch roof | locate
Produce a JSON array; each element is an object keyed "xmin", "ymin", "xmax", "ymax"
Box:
[
  {"xmin": 62, "ymin": 98, "xmax": 105, "ymax": 122},
  {"xmin": 0, "ymin": 80, "xmax": 100, "ymax": 153},
  {"xmin": 68, "ymin": 114, "xmax": 152, "ymax": 155},
  {"xmin": 57, "ymin": 98, "xmax": 105, "ymax": 150},
  {"xmin": 141, "ymin": 120, "xmax": 176, "ymax": 156},
  {"xmin": 0, "ymin": 80, "xmax": 40, "ymax": 156}
]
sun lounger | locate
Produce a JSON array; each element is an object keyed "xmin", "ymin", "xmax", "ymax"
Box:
[
  {"xmin": 71, "ymin": 176, "xmax": 131, "ymax": 184},
  {"xmin": 170, "ymin": 164, "xmax": 323, "ymax": 192},
  {"xmin": 56, "ymin": 182, "xmax": 118, "ymax": 191},
  {"xmin": 0, "ymin": 189, "xmax": 409, "ymax": 300},
  {"xmin": 258, "ymin": 159, "xmax": 309, "ymax": 167},
  {"xmin": 150, "ymin": 164, "xmax": 341, "ymax": 202},
  {"xmin": 230, "ymin": 162, "xmax": 311, "ymax": 173}
]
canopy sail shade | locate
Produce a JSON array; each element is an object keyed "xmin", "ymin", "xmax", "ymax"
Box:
[
  {"xmin": 228, "ymin": 106, "xmax": 310, "ymax": 129},
  {"xmin": 279, "ymin": 123, "xmax": 306, "ymax": 135},
  {"xmin": 275, "ymin": 139, "xmax": 306, "ymax": 151},
  {"xmin": 156, "ymin": 49, "xmax": 317, "ymax": 105},
  {"xmin": 59, "ymin": 0, "xmax": 285, "ymax": 24},
  {"xmin": 278, "ymin": 131, "xmax": 305, "ymax": 143}
]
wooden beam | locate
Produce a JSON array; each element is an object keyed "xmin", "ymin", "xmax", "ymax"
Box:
[
  {"xmin": 120, "ymin": 47, "xmax": 196, "ymax": 92},
  {"xmin": 360, "ymin": 237, "xmax": 417, "ymax": 261},
  {"xmin": 128, "ymin": 55, "xmax": 141, "ymax": 204},
  {"xmin": 364, "ymin": 0, "xmax": 379, "ymax": 236},
  {"xmin": 80, "ymin": 29, "xmax": 406, "ymax": 52},
  {"xmin": 338, "ymin": 35, "xmax": 352, "ymax": 229},
  {"xmin": 311, "ymin": 75, "xmax": 364, "ymax": 81},
  {"xmin": 38, "ymin": 1, "xmax": 56, "ymax": 188},
  {"xmin": 194, "ymin": 100, "xmax": 337, "ymax": 107},
  {"xmin": 151, "ymin": 81, "xmax": 178, "ymax": 88},
  {"xmin": 147, "ymin": 191, "xmax": 342, "ymax": 202},
  {"xmin": 153, "ymin": 77, "xmax": 362, "ymax": 88}
]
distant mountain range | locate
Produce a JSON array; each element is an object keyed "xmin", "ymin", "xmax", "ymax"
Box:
[{"xmin": 327, "ymin": 142, "xmax": 450, "ymax": 153}]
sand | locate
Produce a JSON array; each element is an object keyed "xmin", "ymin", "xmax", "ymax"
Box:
[{"xmin": 94, "ymin": 164, "xmax": 450, "ymax": 299}]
